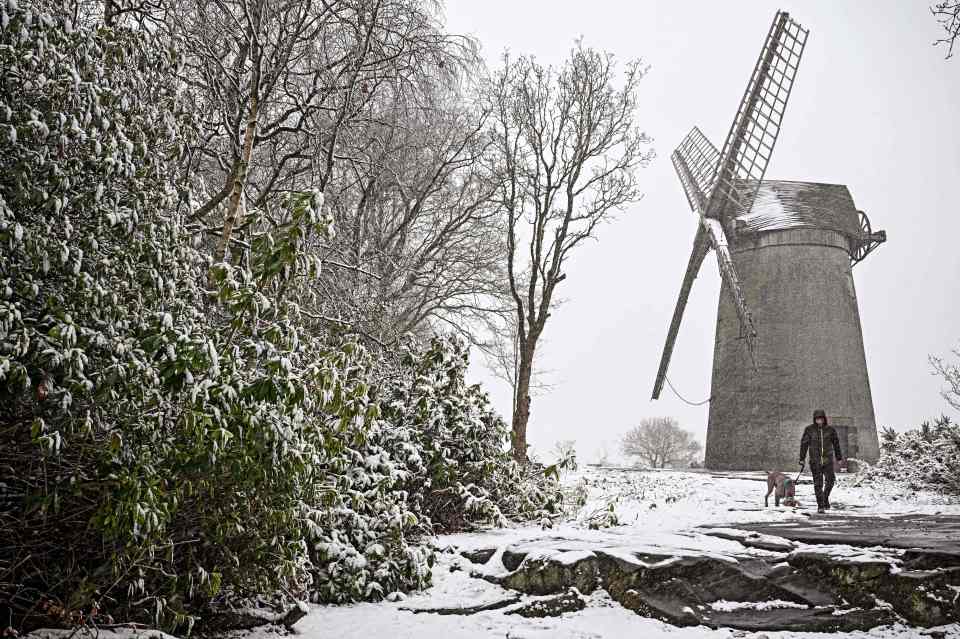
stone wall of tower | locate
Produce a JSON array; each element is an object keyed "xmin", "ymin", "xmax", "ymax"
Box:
[{"xmin": 704, "ymin": 227, "xmax": 881, "ymax": 471}]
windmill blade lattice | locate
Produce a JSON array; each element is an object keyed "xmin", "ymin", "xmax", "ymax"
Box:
[
  {"xmin": 671, "ymin": 127, "xmax": 721, "ymax": 214},
  {"xmin": 707, "ymin": 11, "xmax": 809, "ymax": 225}
]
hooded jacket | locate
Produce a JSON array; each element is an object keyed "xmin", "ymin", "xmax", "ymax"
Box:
[{"xmin": 799, "ymin": 409, "xmax": 842, "ymax": 466}]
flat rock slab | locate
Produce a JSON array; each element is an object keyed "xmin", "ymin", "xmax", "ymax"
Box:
[
  {"xmin": 504, "ymin": 589, "xmax": 587, "ymax": 618},
  {"xmin": 460, "ymin": 548, "xmax": 497, "ymax": 565},
  {"xmin": 465, "ymin": 514, "xmax": 960, "ymax": 630},
  {"xmin": 703, "ymin": 606, "xmax": 899, "ymax": 633},
  {"xmin": 708, "ymin": 514, "xmax": 960, "ymax": 555},
  {"xmin": 703, "ymin": 529, "xmax": 796, "ymax": 552},
  {"xmin": 402, "ymin": 595, "xmax": 521, "ymax": 615}
]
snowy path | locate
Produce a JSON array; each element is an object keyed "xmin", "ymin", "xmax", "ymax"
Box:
[{"xmin": 289, "ymin": 469, "xmax": 960, "ymax": 638}]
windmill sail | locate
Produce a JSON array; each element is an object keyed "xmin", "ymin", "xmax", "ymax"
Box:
[
  {"xmin": 652, "ymin": 130, "xmax": 756, "ymax": 399},
  {"xmin": 707, "ymin": 11, "xmax": 809, "ymax": 226},
  {"xmin": 652, "ymin": 11, "xmax": 808, "ymax": 400},
  {"xmin": 651, "ymin": 227, "xmax": 710, "ymax": 400}
]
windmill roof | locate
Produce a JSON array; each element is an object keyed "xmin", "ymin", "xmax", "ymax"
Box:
[{"xmin": 732, "ymin": 180, "xmax": 861, "ymax": 237}]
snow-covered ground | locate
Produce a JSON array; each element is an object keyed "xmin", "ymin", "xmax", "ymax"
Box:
[
  {"xmin": 440, "ymin": 467, "xmax": 959, "ymax": 567},
  {"xmin": 259, "ymin": 468, "xmax": 960, "ymax": 638}
]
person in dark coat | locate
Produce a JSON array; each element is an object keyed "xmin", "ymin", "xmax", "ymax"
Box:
[{"xmin": 799, "ymin": 409, "xmax": 842, "ymax": 514}]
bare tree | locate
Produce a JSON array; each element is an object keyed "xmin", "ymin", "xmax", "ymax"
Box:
[
  {"xmin": 315, "ymin": 43, "xmax": 509, "ymax": 347},
  {"xmin": 933, "ymin": 1, "xmax": 960, "ymax": 58},
  {"xmin": 931, "ymin": 347, "xmax": 960, "ymax": 410},
  {"xmin": 487, "ymin": 43, "xmax": 654, "ymax": 461},
  {"xmin": 621, "ymin": 417, "xmax": 702, "ymax": 469}
]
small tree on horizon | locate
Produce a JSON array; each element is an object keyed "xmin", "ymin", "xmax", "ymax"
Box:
[{"xmin": 621, "ymin": 417, "xmax": 702, "ymax": 469}]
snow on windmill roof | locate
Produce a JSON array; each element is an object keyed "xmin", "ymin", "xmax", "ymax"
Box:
[{"xmin": 732, "ymin": 180, "xmax": 861, "ymax": 237}]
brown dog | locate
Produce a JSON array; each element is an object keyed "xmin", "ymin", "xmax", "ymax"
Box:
[{"xmin": 765, "ymin": 471, "xmax": 798, "ymax": 507}]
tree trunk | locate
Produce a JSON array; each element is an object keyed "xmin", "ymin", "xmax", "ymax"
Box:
[
  {"xmin": 511, "ymin": 340, "xmax": 536, "ymax": 462},
  {"xmin": 216, "ymin": 58, "xmax": 261, "ymax": 264}
]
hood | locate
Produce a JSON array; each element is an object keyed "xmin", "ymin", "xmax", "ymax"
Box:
[{"xmin": 813, "ymin": 409, "xmax": 828, "ymax": 425}]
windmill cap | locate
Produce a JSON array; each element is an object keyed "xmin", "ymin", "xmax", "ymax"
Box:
[{"xmin": 813, "ymin": 409, "xmax": 827, "ymax": 422}]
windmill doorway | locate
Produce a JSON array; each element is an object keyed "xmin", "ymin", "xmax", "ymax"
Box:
[{"xmin": 830, "ymin": 416, "xmax": 859, "ymax": 471}]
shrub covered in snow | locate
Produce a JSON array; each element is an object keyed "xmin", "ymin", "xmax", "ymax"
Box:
[
  {"xmin": 380, "ymin": 339, "xmax": 561, "ymax": 533},
  {"xmin": 0, "ymin": 5, "xmax": 558, "ymax": 632},
  {"xmin": 309, "ymin": 338, "xmax": 561, "ymax": 602},
  {"xmin": 862, "ymin": 415, "xmax": 960, "ymax": 495}
]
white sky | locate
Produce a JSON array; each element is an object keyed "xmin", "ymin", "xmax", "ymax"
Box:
[{"xmin": 447, "ymin": 0, "xmax": 960, "ymax": 463}]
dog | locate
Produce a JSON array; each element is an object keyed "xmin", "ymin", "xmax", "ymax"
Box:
[{"xmin": 765, "ymin": 470, "xmax": 798, "ymax": 507}]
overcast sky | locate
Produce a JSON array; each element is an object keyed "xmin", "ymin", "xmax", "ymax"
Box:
[{"xmin": 445, "ymin": 0, "xmax": 960, "ymax": 463}]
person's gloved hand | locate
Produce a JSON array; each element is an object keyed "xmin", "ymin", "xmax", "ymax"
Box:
[{"xmin": 798, "ymin": 459, "xmax": 804, "ymax": 467}]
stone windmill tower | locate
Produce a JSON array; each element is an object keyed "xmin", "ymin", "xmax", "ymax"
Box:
[{"xmin": 651, "ymin": 11, "xmax": 887, "ymax": 471}]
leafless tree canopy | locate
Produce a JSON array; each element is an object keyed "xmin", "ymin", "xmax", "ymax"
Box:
[
  {"xmin": 87, "ymin": 0, "xmax": 510, "ymax": 350},
  {"xmin": 487, "ymin": 43, "xmax": 654, "ymax": 460},
  {"xmin": 621, "ymin": 417, "xmax": 702, "ymax": 469},
  {"xmin": 168, "ymin": 0, "xmax": 467, "ymax": 262},
  {"xmin": 319, "ymin": 76, "xmax": 507, "ymax": 346},
  {"xmin": 932, "ymin": 1, "xmax": 960, "ymax": 58}
]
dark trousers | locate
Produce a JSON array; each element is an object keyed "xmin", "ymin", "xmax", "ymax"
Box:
[{"xmin": 810, "ymin": 462, "xmax": 835, "ymax": 507}]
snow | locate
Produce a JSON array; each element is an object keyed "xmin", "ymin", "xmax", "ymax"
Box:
[
  {"xmin": 787, "ymin": 544, "xmax": 904, "ymax": 565},
  {"xmin": 394, "ymin": 560, "xmax": 516, "ymax": 611},
  {"xmin": 242, "ymin": 592, "xmax": 960, "ymax": 639},
  {"xmin": 441, "ymin": 466, "xmax": 958, "ymax": 573},
  {"xmin": 948, "ymin": 585, "xmax": 960, "ymax": 604},
  {"xmin": 293, "ymin": 589, "xmax": 713, "ymax": 639},
  {"xmin": 705, "ymin": 526, "xmax": 798, "ymax": 548},
  {"xmin": 509, "ymin": 548, "xmax": 601, "ymax": 569},
  {"xmin": 709, "ymin": 599, "xmax": 808, "ymax": 611}
]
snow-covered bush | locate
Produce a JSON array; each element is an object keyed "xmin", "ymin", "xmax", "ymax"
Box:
[
  {"xmin": 0, "ymin": 5, "xmax": 207, "ymax": 628},
  {"xmin": 379, "ymin": 338, "xmax": 562, "ymax": 533},
  {"xmin": 302, "ymin": 338, "xmax": 563, "ymax": 603},
  {"xmin": 862, "ymin": 416, "xmax": 960, "ymax": 495}
]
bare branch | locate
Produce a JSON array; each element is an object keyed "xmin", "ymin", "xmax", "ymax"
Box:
[{"xmin": 933, "ymin": 1, "xmax": 960, "ymax": 58}]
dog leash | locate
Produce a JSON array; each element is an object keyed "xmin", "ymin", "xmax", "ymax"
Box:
[{"xmin": 795, "ymin": 462, "xmax": 804, "ymax": 483}]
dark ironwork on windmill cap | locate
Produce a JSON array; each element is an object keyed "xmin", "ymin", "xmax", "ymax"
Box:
[{"xmin": 728, "ymin": 180, "xmax": 887, "ymax": 264}]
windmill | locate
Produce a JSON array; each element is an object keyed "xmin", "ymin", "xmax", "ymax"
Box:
[{"xmin": 652, "ymin": 11, "xmax": 887, "ymax": 470}]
